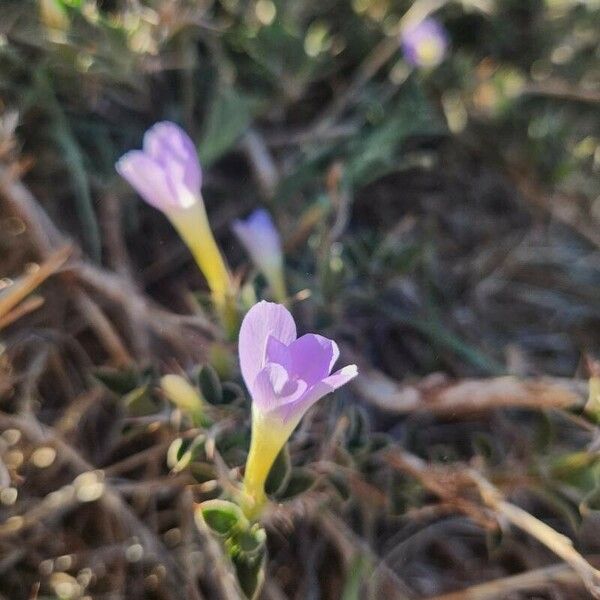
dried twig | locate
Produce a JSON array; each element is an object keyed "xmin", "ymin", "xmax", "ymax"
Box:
[
  {"xmin": 470, "ymin": 471, "xmax": 600, "ymax": 599},
  {"xmin": 0, "ymin": 296, "xmax": 44, "ymax": 329},
  {"xmin": 384, "ymin": 446, "xmax": 600, "ymax": 599},
  {"xmin": 0, "ymin": 245, "xmax": 71, "ymax": 323},
  {"xmin": 354, "ymin": 366, "xmax": 586, "ymax": 415},
  {"xmin": 383, "ymin": 450, "xmax": 496, "ymax": 530},
  {"xmin": 73, "ymin": 289, "xmax": 134, "ymax": 367},
  {"xmin": 426, "ymin": 559, "xmax": 599, "ymax": 600}
]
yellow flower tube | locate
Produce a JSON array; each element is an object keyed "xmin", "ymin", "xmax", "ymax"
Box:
[
  {"xmin": 168, "ymin": 203, "xmax": 238, "ymax": 333},
  {"xmin": 242, "ymin": 411, "xmax": 293, "ymax": 518}
]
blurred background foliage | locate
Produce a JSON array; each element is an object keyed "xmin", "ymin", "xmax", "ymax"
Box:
[
  {"xmin": 1, "ymin": 0, "xmax": 600, "ymax": 598},
  {"xmin": 1, "ymin": 0, "xmax": 599, "ymax": 377}
]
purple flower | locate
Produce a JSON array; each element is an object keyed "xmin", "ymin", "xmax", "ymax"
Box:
[
  {"xmin": 401, "ymin": 17, "xmax": 448, "ymax": 69},
  {"xmin": 116, "ymin": 122, "xmax": 236, "ymax": 321},
  {"xmin": 233, "ymin": 209, "xmax": 287, "ymax": 301},
  {"xmin": 239, "ymin": 301, "xmax": 357, "ymax": 425},
  {"xmin": 116, "ymin": 121, "xmax": 202, "ymax": 213},
  {"xmin": 240, "ymin": 301, "xmax": 357, "ymax": 514}
]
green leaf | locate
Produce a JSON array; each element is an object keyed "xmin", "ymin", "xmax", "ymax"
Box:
[
  {"xmin": 232, "ymin": 526, "xmax": 267, "ymax": 558},
  {"xmin": 264, "ymin": 444, "xmax": 291, "ymax": 496},
  {"xmin": 166, "ymin": 434, "xmax": 206, "ymax": 473},
  {"xmin": 328, "ymin": 472, "xmax": 351, "ymax": 501},
  {"xmin": 196, "ymin": 499, "xmax": 248, "ymax": 536},
  {"xmin": 548, "ymin": 452, "xmax": 600, "ymax": 500},
  {"xmin": 222, "ymin": 382, "xmax": 245, "ymax": 404},
  {"xmin": 341, "ymin": 555, "xmax": 371, "ymax": 600},
  {"xmin": 232, "ymin": 550, "xmax": 266, "ymax": 600},
  {"xmin": 122, "ymin": 385, "xmax": 158, "ymax": 416},
  {"xmin": 197, "ymin": 364, "xmax": 223, "ymax": 404},
  {"xmin": 276, "ymin": 468, "xmax": 318, "ymax": 501},
  {"xmin": 581, "ymin": 485, "xmax": 600, "ymax": 517},
  {"xmin": 199, "ymin": 87, "xmax": 261, "ymax": 166},
  {"xmin": 93, "ymin": 367, "xmax": 141, "ymax": 395},
  {"xmin": 345, "ymin": 80, "xmax": 445, "ymax": 187},
  {"xmin": 34, "ymin": 70, "xmax": 101, "ymax": 261}
]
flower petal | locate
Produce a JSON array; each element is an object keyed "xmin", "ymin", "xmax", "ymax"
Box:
[
  {"xmin": 143, "ymin": 121, "xmax": 202, "ymax": 194},
  {"xmin": 239, "ymin": 301, "xmax": 296, "ymax": 392},
  {"xmin": 252, "ymin": 363, "xmax": 306, "ymax": 415},
  {"xmin": 288, "ymin": 334, "xmax": 340, "ymax": 385},
  {"xmin": 116, "ymin": 150, "xmax": 175, "ymax": 212},
  {"xmin": 322, "ymin": 364, "xmax": 358, "ymax": 389},
  {"xmin": 278, "ymin": 364, "xmax": 358, "ymax": 424},
  {"xmin": 265, "ymin": 335, "xmax": 291, "ymax": 370},
  {"xmin": 232, "ymin": 209, "xmax": 283, "ymax": 269}
]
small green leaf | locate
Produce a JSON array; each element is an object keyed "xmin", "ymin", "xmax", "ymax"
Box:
[
  {"xmin": 190, "ymin": 462, "xmax": 216, "ymax": 484},
  {"xmin": 232, "ymin": 550, "xmax": 266, "ymax": 600},
  {"xmin": 581, "ymin": 486, "xmax": 600, "ymax": 516},
  {"xmin": 167, "ymin": 435, "xmax": 206, "ymax": 473},
  {"xmin": 233, "ymin": 526, "xmax": 267, "ymax": 558},
  {"xmin": 93, "ymin": 367, "xmax": 141, "ymax": 395},
  {"xmin": 276, "ymin": 468, "xmax": 317, "ymax": 501},
  {"xmin": 341, "ymin": 555, "xmax": 371, "ymax": 600},
  {"xmin": 222, "ymin": 382, "xmax": 245, "ymax": 404},
  {"xmin": 167, "ymin": 438, "xmax": 189, "ymax": 470},
  {"xmin": 199, "ymin": 87, "xmax": 261, "ymax": 166},
  {"xmin": 265, "ymin": 445, "xmax": 291, "ymax": 496},
  {"xmin": 197, "ymin": 364, "xmax": 223, "ymax": 405},
  {"xmin": 197, "ymin": 499, "xmax": 248, "ymax": 536},
  {"xmin": 328, "ymin": 472, "xmax": 350, "ymax": 501},
  {"xmin": 122, "ymin": 385, "xmax": 158, "ymax": 416}
]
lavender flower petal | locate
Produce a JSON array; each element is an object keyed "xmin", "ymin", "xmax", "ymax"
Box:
[
  {"xmin": 116, "ymin": 121, "xmax": 202, "ymax": 212},
  {"xmin": 277, "ymin": 365, "xmax": 359, "ymax": 422},
  {"xmin": 239, "ymin": 301, "xmax": 357, "ymax": 426},
  {"xmin": 265, "ymin": 335, "xmax": 292, "ymax": 370},
  {"xmin": 287, "ymin": 333, "xmax": 340, "ymax": 386},
  {"xmin": 116, "ymin": 150, "xmax": 174, "ymax": 211},
  {"xmin": 232, "ymin": 209, "xmax": 283, "ymax": 270},
  {"xmin": 238, "ymin": 301, "xmax": 297, "ymax": 392},
  {"xmin": 143, "ymin": 121, "xmax": 202, "ymax": 193},
  {"xmin": 252, "ymin": 363, "xmax": 308, "ymax": 414},
  {"xmin": 401, "ymin": 17, "xmax": 448, "ymax": 68}
]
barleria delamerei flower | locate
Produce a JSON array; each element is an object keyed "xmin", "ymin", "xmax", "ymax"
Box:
[
  {"xmin": 240, "ymin": 301, "xmax": 357, "ymax": 517},
  {"xmin": 401, "ymin": 17, "xmax": 449, "ymax": 69},
  {"xmin": 233, "ymin": 209, "xmax": 287, "ymax": 303},
  {"xmin": 116, "ymin": 122, "xmax": 237, "ymax": 331}
]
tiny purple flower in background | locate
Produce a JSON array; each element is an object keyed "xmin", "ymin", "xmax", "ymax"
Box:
[
  {"xmin": 401, "ymin": 17, "xmax": 449, "ymax": 69},
  {"xmin": 240, "ymin": 301, "xmax": 357, "ymax": 514},
  {"xmin": 116, "ymin": 121, "xmax": 202, "ymax": 213},
  {"xmin": 233, "ymin": 209, "xmax": 287, "ymax": 302}
]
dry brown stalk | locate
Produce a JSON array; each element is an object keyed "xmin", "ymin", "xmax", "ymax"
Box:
[
  {"xmin": 0, "ymin": 165, "xmax": 216, "ymax": 363},
  {"xmin": 426, "ymin": 559, "xmax": 598, "ymax": 600},
  {"xmin": 383, "ymin": 450, "xmax": 497, "ymax": 530},
  {"xmin": 0, "ymin": 295, "xmax": 44, "ymax": 329},
  {"xmin": 470, "ymin": 471, "xmax": 600, "ymax": 599},
  {"xmin": 353, "ymin": 367, "xmax": 586, "ymax": 415},
  {"xmin": 73, "ymin": 288, "xmax": 134, "ymax": 367},
  {"xmin": 384, "ymin": 447, "xmax": 600, "ymax": 599},
  {"xmin": 0, "ymin": 245, "xmax": 71, "ymax": 325}
]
